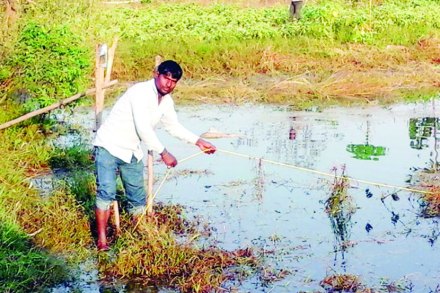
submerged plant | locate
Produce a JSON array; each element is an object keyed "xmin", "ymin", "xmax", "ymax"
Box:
[
  {"xmin": 253, "ymin": 158, "xmax": 265, "ymax": 200},
  {"xmin": 324, "ymin": 166, "xmax": 356, "ymax": 267}
]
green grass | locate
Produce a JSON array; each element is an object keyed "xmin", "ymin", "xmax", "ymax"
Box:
[
  {"xmin": 0, "ymin": 123, "xmax": 93, "ymax": 290},
  {"xmin": 0, "ymin": 211, "xmax": 68, "ymax": 292},
  {"xmin": 1, "ymin": 0, "xmax": 439, "ymax": 109}
]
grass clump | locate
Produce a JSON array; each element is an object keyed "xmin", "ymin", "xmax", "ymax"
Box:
[{"xmin": 99, "ymin": 213, "xmax": 256, "ymax": 292}]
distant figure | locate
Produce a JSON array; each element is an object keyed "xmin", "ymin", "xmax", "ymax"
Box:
[
  {"xmin": 290, "ymin": 0, "xmax": 304, "ymax": 20},
  {"xmin": 93, "ymin": 60, "xmax": 216, "ymax": 251},
  {"xmin": 289, "ymin": 127, "xmax": 296, "ymax": 140}
]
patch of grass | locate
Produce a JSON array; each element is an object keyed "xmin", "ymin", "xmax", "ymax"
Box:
[
  {"xmin": 1, "ymin": 0, "xmax": 439, "ymax": 108},
  {"xmin": 0, "ymin": 125, "xmax": 94, "ymax": 289},
  {"xmin": 0, "ymin": 215, "xmax": 68, "ymax": 292},
  {"xmin": 99, "ymin": 213, "xmax": 257, "ymax": 292},
  {"xmin": 49, "ymin": 144, "xmax": 94, "ymax": 171}
]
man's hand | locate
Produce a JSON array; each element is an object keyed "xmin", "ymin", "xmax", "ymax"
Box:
[
  {"xmin": 195, "ymin": 138, "xmax": 216, "ymax": 154},
  {"xmin": 160, "ymin": 149, "xmax": 177, "ymax": 167}
]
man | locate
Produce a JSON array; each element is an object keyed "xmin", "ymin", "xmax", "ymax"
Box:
[{"xmin": 93, "ymin": 60, "xmax": 216, "ymax": 251}]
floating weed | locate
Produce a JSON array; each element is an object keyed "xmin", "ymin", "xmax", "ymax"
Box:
[
  {"xmin": 421, "ymin": 186, "xmax": 440, "ymax": 218},
  {"xmin": 259, "ymin": 266, "xmax": 290, "ymax": 284},
  {"xmin": 320, "ymin": 274, "xmax": 361, "ymax": 292},
  {"xmin": 167, "ymin": 168, "xmax": 214, "ymax": 181}
]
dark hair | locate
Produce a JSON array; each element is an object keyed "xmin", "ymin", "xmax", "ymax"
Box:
[{"xmin": 158, "ymin": 60, "xmax": 183, "ymax": 80}]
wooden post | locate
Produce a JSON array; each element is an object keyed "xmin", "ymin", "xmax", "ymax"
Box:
[
  {"xmin": 105, "ymin": 37, "xmax": 118, "ymax": 85},
  {"xmin": 146, "ymin": 55, "xmax": 162, "ymax": 216},
  {"xmin": 4, "ymin": 0, "xmax": 18, "ymax": 27},
  {"xmin": 95, "ymin": 39, "xmax": 121, "ymax": 235},
  {"xmin": 146, "ymin": 149, "xmax": 154, "ymax": 215},
  {"xmin": 95, "ymin": 44, "xmax": 106, "ymax": 131}
]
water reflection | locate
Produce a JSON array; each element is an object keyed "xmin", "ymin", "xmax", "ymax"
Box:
[
  {"xmin": 409, "ymin": 117, "xmax": 439, "ymax": 171},
  {"xmin": 346, "ymin": 118, "xmax": 387, "ymax": 160}
]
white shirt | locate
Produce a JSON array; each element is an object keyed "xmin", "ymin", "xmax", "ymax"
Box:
[{"xmin": 93, "ymin": 79, "xmax": 199, "ymax": 163}]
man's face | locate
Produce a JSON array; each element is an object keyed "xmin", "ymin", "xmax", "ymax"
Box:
[{"xmin": 155, "ymin": 73, "xmax": 179, "ymax": 96}]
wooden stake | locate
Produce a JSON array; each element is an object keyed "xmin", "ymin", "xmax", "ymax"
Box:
[
  {"xmin": 146, "ymin": 55, "xmax": 162, "ymax": 216},
  {"xmin": 94, "ymin": 40, "xmax": 121, "ymax": 235},
  {"xmin": 112, "ymin": 201, "xmax": 121, "ymax": 235},
  {"xmin": 95, "ymin": 44, "xmax": 106, "ymax": 131},
  {"xmin": 146, "ymin": 149, "xmax": 154, "ymax": 215},
  {"xmin": 105, "ymin": 37, "xmax": 119, "ymax": 84}
]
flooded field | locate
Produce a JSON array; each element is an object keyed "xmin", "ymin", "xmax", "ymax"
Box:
[{"xmin": 53, "ymin": 100, "xmax": 440, "ymax": 292}]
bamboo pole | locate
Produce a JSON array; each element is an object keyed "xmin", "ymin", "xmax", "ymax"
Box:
[
  {"xmin": 94, "ymin": 39, "xmax": 122, "ymax": 236},
  {"xmin": 0, "ymin": 80, "xmax": 117, "ymax": 131},
  {"xmin": 146, "ymin": 55, "xmax": 162, "ymax": 216},
  {"xmin": 108, "ymin": 40, "xmax": 121, "ymax": 235},
  {"xmin": 105, "ymin": 37, "xmax": 118, "ymax": 85},
  {"xmin": 146, "ymin": 149, "xmax": 154, "ymax": 215},
  {"xmin": 95, "ymin": 44, "xmax": 106, "ymax": 131}
]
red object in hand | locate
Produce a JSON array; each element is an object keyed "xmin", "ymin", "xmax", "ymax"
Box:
[
  {"xmin": 160, "ymin": 149, "xmax": 177, "ymax": 167},
  {"xmin": 196, "ymin": 138, "xmax": 216, "ymax": 154}
]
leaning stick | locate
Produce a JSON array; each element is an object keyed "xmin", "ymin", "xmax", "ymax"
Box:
[
  {"xmin": 0, "ymin": 80, "xmax": 118, "ymax": 130},
  {"xmin": 146, "ymin": 150, "xmax": 154, "ymax": 215},
  {"xmin": 146, "ymin": 55, "xmax": 162, "ymax": 216}
]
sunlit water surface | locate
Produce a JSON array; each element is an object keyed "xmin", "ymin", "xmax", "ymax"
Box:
[{"xmin": 51, "ymin": 101, "xmax": 440, "ymax": 292}]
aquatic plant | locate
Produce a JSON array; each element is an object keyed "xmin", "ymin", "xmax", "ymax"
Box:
[
  {"xmin": 49, "ymin": 144, "xmax": 94, "ymax": 171},
  {"xmin": 346, "ymin": 144, "xmax": 386, "ymax": 160},
  {"xmin": 325, "ymin": 166, "xmax": 354, "ymax": 218},
  {"xmin": 320, "ymin": 273, "xmax": 361, "ymax": 292},
  {"xmin": 420, "ymin": 186, "xmax": 440, "ymax": 218},
  {"xmin": 253, "ymin": 158, "xmax": 265, "ymax": 199},
  {"xmin": 324, "ymin": 166, "xmax": 356, "ymax": 268}
]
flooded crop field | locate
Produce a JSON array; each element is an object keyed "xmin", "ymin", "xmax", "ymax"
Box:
[{"xmin": 52, "ymin": 100, "xmax": 440, "ymax": 292}]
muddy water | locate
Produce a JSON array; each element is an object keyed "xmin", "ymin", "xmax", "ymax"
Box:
[{"xmin": 56, "ymin": 101, "xmax": 440, "ymax": 292}]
